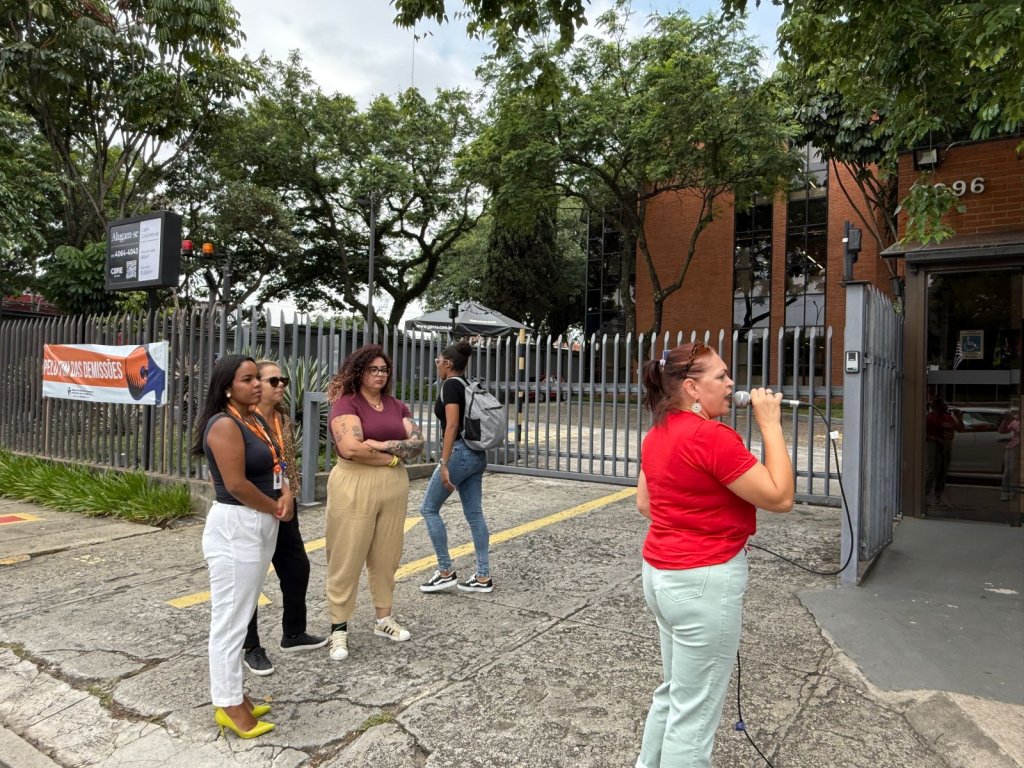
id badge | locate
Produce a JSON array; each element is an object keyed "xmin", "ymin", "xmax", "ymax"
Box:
[{"xmin": 273, "ymin": 469, "xmax": 283, "ymax": 490}]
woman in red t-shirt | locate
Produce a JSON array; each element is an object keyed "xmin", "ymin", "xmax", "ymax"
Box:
[
  {"xmin": 323, "ymin": 344, "xmax": 424, "ymax": 663},
  {"xmin": 635, "ymin": 341, "xmax": 794, "ymax": 768}
]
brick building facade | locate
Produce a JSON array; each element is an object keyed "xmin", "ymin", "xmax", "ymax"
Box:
[
  {"xmin": 883, "ymin": 135, "xmax": 1024, "ymax": 523},
  {"xmin": 632, "ymin": 154, "xmax": 895, "ymax": 388}
]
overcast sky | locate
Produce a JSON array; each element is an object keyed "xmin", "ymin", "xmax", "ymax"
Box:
[{"xmin": 234, "ymin": 0, "xmax": 783, "ymax": 106}]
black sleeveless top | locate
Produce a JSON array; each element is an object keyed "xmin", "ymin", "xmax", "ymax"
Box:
[
  {"xmin": 203, "ymin": 412, "xmax": 282, "ymax": 505},
  {"xmin": 436, "ymin": 377, "xmax": 466, "ymax": 438}
]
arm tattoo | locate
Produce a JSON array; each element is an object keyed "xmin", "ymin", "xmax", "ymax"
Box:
[{"xmin": 384, "ymin": 427, "xmax": 424, "ymax": 461}]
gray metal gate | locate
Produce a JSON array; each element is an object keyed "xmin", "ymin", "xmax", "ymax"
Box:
[{"xmin": 840, "ymin": 282, "xmax": 904, "ymax": 585}]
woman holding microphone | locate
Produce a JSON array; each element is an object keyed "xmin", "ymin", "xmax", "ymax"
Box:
[
  {"xmin": 635, "ymin": 341, "xmax": 794, "ymax": 768},
  {"xmin": 192, "ymin": 354, "xmax": 292, "ymax": 739}
]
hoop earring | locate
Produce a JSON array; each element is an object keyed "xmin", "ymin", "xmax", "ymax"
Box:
[{"xmin": 691, "ymin": 402, "xmax": 702, "ymax": 414}]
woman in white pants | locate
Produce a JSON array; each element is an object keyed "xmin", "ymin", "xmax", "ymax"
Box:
[{"xmin": 191, "ymin": 355, "xmax": 293, "ymax": 739}]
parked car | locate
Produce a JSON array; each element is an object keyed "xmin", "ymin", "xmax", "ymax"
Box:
[
  {"xmin": 946, "ymin": 405, "xmax": 1012, "ymax": 479},
  {"xmin": 526, "ymin": 375, "xmax": 568, "ymax": 403}
]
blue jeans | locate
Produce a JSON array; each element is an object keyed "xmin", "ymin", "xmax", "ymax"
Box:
[
  {"xmin": 637, "ymin": 549, "xmax": 748, "ymax": 768},
  {"xmin": 419, "ymin": 439, "xmax": 490, "ymax": 577}
]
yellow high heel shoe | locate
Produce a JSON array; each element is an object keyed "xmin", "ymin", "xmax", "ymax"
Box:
[
  {"xmin": 214, "ymin": 707, "xmax": 275, "ymax": 739},
  {"xmin": 250, "ymin": 703, "xmax": 271, "ymax": 718}
]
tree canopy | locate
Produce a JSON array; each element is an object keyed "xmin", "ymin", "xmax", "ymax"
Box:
[
  {"xmin": 392, "ymin": 0, "xmax": 589, "ymax": 53},
  {"xmin": 0, "ymin": 106, "xmax": 61, "ymax": 299},
  {"xmin": 727, "ymin": 0, "xmax": 1023, "ymax": 244},
  {"xmin": 725, "ymin": 0, "xmax": 1022, "ymax": 150},
  {"xmin": 164, "ymin": 54, "xmax": 484, "ymax": 327},
  {"xmin": 498, "ymin": 9, "xmax": 799, "ymax": 337},
  {"xmin": 0, "ymin": 0, "xmax": 256, "ymax": 250}
]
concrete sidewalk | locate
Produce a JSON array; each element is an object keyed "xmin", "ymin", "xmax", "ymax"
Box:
[{"xmin": 0, "ymin": 474, "xmax": 1021, "ymax": 767}]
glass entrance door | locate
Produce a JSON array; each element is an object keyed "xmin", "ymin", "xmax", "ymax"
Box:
[{"xmin": 924, "ymin": 269, "xmax": 1022, "ymax": 524}]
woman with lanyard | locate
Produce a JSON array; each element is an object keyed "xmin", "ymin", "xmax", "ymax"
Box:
[
  {"xmin": 241, "ymin": 360, "xmax": 328, "ymax": 677},
  {"xmin": 324, "ymin": 344, "xmax": 424, "ymax": 662},
  {"xmin": 418, "ymin": 340, "xmax": 493, "ymax": 593},
  {"xmin": 191, "ymin": 355, "xmax": 292, "ymax": 739},
  {"xmin": 635, "ymin": 342, "xmax": 793, "ymax": 768}
]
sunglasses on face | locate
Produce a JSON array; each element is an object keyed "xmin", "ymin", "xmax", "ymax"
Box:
[
  {"xmin": 265, "ymin": 376, "xmax": 289, "ymax": 388},
  {"xmin": 367, "ymin": 366, "xmax": 391, "ymax": 376}
]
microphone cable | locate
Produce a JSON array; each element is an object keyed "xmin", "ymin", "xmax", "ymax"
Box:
[
  {"xmin": 735, "ymin": 400, "xmax": 855, "ymax": 766},
  {"xmin": 747, "ymin": 401, "xmax": 855, "ymax": 576}
]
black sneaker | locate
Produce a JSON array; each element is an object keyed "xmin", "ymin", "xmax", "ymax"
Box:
[
  {"xmin": 457, "ymin": 574, "xmax": 494, "ymax": 593},
  {"xmin": 279, "ymin": 632, "xmax": 329, "ymax": 653},
  {"xmin": 420, "ymin": 569, "xmax": 458, "ymax": 592},
  {"xmin": 243, "ymin": 646, "xmax": 275, "ymax": 676}
]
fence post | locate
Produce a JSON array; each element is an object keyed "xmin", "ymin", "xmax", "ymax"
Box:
[
  {"xmin": 841, "ymin": 282, "xmax": 866, "ymax": 585},
  {"xmin": 515, "ymin": 328, "xmax": 526, "ymax": 458},
  {"xmin": 301, "ymin": 391, "xmax": 327, "ymax": 506}
]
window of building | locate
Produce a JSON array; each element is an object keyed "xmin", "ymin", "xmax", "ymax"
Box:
[
  {"xmin": 733, "ymin": 199, "xmax": 772, "ymax": 384},
  {"xmin": 783, "ymin": 144, "xmax": 828, "ymax": 386},
  {"xmin": 584, "ymin": 209, "xmax": 630, "ymax": 337}
]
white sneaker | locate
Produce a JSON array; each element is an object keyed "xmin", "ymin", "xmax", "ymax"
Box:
[
  {"xmin": 374, "ymin": 616, "xmax": 411, "ymax": 642},
  {"xmin": 329, "ymin": 629, "xmax": 349, "ymax": 661}
]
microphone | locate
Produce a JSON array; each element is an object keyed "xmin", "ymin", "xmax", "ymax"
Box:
[{"xmin": 731, "ymin": 390, "xmax": 804, "ymax": 408}]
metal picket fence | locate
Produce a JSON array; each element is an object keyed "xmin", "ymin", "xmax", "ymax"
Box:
[{"xmin": 0, "ymin": 306, "xmax": 845, "ymax": 506}]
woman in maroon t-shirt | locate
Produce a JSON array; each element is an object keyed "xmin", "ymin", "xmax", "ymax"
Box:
[
  {"xmin": 323, "ymin": 344, "xmax": 423, "ymax": 663},
  {"xmin": 635, "ymin": 341, "xmax": 794, "ymax": 768}
]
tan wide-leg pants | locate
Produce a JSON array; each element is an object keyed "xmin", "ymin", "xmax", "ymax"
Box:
[{"xmin": 325, "ymin": 458, "xmax": 409, "ymax": 623}]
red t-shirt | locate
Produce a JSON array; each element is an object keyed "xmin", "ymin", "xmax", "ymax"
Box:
[
  {"xmin": 641, "ymin": 410, "xmax": 758, "ymax": 570},
  {"xmin": 329, "ymin": 393, "xmax": 411, "ymax": 442}
]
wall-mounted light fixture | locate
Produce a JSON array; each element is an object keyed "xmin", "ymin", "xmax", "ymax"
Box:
[
  {"xmin": 890, "ymin": 275, "xmax": 904, "ymax": 299},
  {"xmin": 913, "ymin": 147, "xmax": 940, "ymax": 170}
]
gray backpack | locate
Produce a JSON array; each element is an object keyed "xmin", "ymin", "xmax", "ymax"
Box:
[{"xmin": 450, "ymin": 376, "xmax": 506, "ymax": 451}]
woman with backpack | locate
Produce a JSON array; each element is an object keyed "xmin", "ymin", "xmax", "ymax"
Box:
[{"xmin": 419, "ymin": 340, "xmax": 493, "ymax": 594}]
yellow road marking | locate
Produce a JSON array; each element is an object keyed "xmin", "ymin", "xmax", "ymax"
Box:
[
  {"xmin": 394, "ymin": 487, "xmax": 635, "ymax": 581},
  {"xmin": 168, "ymin": 516, "xmax": 424, "ymax": 608},
  {"xmin": 169, "ymin": 591, "xmax": 271, "ymax": 609},
  {"xmin": 0, "ymin": 512, "xmax": 41, "ymax": 526},
  {"xmin": 166, "ymin": 487, "xmax": 633, "ymax": 609}
]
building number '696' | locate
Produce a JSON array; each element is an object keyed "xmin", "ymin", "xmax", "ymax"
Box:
[{"xmin": 934, "ymin": 177, "xmax": 986, "ymax": 196}]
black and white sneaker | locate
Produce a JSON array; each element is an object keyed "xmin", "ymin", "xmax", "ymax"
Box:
[
  {"xmin": 420, "ymin": 570, "xmax": 458, "ymax": 592},
  {"xmin": 457, "ymin": 574, "xmax": 494, "ymax": 593},
  {"xmin": 243, "ymin": 646, "xmax": 275, "ymax": 676},
  {"xmin": 280, "ymin": 632, "xmax": 329, "ymax": 652}
]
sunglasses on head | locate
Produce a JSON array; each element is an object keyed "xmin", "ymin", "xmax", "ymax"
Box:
[
  {"xmin": 681, "ymin": 341, "xmax": 712, "ymax": 377},
  {"xmin": 265, "ymin": 376, "xmax": 289, "ymax": 388}
]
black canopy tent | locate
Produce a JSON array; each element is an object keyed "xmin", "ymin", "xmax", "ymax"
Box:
[{"xmin": 407, "ymin": 300, "xmax": 530, "ymax": 338}]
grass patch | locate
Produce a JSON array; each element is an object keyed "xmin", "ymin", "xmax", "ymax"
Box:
[
  {"xmin": 0, "ymin": 450, "xmax": 191, "ymax": 525},
  {"xmin": 358, "ymin": 711, "xmax": 395, "ymax": 732}
]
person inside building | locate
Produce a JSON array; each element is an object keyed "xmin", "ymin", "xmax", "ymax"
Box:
[
  {"xmin": 241, "ymin": 360, "xmax": 328, "ymax": 677},
  {"xmin": 635, "ymin": 342, "xmax": 794, "ymax": 768},
  {"xmin": 999, "ymin": 406, "xmax": 1020, "ymax": 502},
  {"xmin": 419, "ymin": 340, "xmax": 493, "ymax": 594},
  {"xmin": 924, "ymin": 397, "xmax": 964, "ymax": 506},
  {"xmin": 192, "ymin": 354, "xmax": 291, "ymax": 739},
  {"xmin": 324, "ymin": 344, "xmax": 424, "ymax": 662}
]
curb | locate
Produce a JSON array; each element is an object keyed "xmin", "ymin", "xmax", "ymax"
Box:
[{"xmin": 0, "ymin": 725, "xmax": 61, "ymax": 768}]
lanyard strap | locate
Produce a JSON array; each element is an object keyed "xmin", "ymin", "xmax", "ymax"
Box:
[
  {"xmin": 269, "ymin": 411, "xmax": 289, "ymax": 470},
  {"xmin": 226, "ymin": 404, "xmax": 282, "ymax": 471}
]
